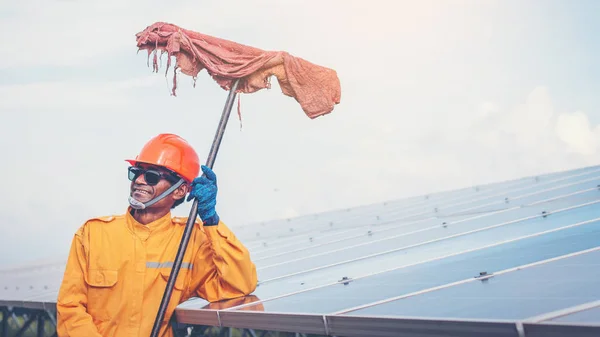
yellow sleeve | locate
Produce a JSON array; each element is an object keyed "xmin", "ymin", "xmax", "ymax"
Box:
[
  {"xmin": 56, "ymin": 229, "xmax": 103, "ymax": 337},
  {"xmin": 191, "ymin": 221, "xmax": 258, "ymax": 302}
]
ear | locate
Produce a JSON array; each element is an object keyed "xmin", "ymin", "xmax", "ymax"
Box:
[{"xmin": 172, "ymin": 182, "xmax": 189, "ymax": 200}]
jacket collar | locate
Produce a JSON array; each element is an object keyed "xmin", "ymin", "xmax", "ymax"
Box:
[{"xmin": 125, "ymin": 207, "xmax": 174, "ymax": 239}]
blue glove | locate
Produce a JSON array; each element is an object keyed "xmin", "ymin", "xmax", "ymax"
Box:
[{"xmin": 186, "ymin": 165, "xmax": 219, "ymax": 226}]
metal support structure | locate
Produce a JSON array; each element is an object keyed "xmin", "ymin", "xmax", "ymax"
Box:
[
  {"xmin": 14, "ymin": 313, "xmax": 36, "ymax": 337},
  {"xmin": 171, "ymin": 324, "xmax": 330, "ymax": 337},
  {"xmin": 1, "ymin": 306, "xmax": 8, "ymax": 337},
  {"xmin": 37, "ymin": 313, "xmax": 45, "ymax": 337},
  {"xmin": 2, "ymin": 304, "xmax": 600, "ymax": 337},
  {"xmin": 0, "ymin": 306, "xmax": 56, "ymax": 337}
]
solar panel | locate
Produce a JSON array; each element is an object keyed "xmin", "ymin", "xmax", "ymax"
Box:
[
  {"xmin": 220, "ymin": 221, "xmax": 600, "ymax": 315},
  {"xmin": 2, "ymin": 165, "xmax": 600, "ymax": 337},
  {"xmin": 343, "ymin": 248, "xmax": 600, "ymax": 319},
  {"xmin": 0, "ymin": 262, "xmax": 65, "ymax": 311},
  {"xmin": 257, "ymin": 192, "xmax": 600, "ymax": 281},
  {"xmin": 240, "ymin": 166, "xmax": 600, "ymax": 253}
]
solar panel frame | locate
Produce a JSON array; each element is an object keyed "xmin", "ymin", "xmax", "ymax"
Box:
[
  {"xmin": 326, "ymin": 315, "xmax": 521, "ymax": 337},
  {"xmin": 521, "ymin": 322, "xmax": 600, "ymax": 337}
]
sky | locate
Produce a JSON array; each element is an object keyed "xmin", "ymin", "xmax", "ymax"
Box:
[{"xmin": 0, "ymin": 0, "xmax": 599, "ymax": 268}]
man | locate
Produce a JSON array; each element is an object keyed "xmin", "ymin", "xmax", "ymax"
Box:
[{"xmin": 56, "ymin": 133, "xmax": 257, "ymax": 337}]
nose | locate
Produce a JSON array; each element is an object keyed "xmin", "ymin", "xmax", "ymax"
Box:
[{"xmin": 134, "ymin": 171, "xmax": 147, "ymax": 185}]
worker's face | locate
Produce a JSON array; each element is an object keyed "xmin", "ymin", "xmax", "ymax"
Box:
[{"xmin": 129, "ymin": 164, "xmax": 188, "ymax": 208}]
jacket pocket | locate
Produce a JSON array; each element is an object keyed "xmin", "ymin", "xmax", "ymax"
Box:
[
  {"xmin": 159, "ymin": 267, "xmax": 187, "ymax": 291},
  {"xmin": 85, "ymin": 269, "xmax": 119, "ymax": 321},
  {"xmin": 87, "ymin": 269, "xmax": 118, "ymax": 287}
]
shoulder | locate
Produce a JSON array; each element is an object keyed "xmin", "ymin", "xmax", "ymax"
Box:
[
  {"xmin": 171, "ymin": 216, "xmax": 202, "ymax": 226},
  {"xmin": 88, "ymin": 215, "xmax": 122, "ymax": 223},
  {"xmin": 85, "ymin": 214, "xmax": 124, "ymax": 226},
  {"xmin": 75, "ymin": 214, "xmax": 125, "ymax": 237}
]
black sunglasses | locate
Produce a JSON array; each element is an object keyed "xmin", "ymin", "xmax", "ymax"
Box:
[{"xmin": 128, "ymin": 166, "xmax": 180, "ymax": 186}]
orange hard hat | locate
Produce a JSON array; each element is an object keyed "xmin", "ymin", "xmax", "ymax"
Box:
[{"xmin": 126, "ymin": 133, "xmax": 200, "ymax": 183}]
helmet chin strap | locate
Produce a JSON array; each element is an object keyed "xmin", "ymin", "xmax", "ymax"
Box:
[{"xmin": 129, "ymin": 179, "xmax": 185, "ymax": 210}]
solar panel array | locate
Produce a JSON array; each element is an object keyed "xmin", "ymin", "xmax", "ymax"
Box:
[{"xmin": 2, "ymin": 165, "xmax": 600, "ymax": 336}]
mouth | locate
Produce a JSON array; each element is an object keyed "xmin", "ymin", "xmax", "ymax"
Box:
[
  {"xmin": 133, "ymin": 188, "xmax": 151, "ymax": 195},
  {"xmin": 131, "ymin": 186, "xmax": 154, "ymax": 200}
]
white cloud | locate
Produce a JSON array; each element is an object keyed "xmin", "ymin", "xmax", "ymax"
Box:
[
  {"xmin": 556, "ymin": 111, "xmax": 600, "ymax": 156},
  {"xmin": 303, "ymin": 86, "xmax": 600, "ymax": 208},
  {"xmin": 479, "ymin": 102, "xmax": 501, "ymax": 118}
]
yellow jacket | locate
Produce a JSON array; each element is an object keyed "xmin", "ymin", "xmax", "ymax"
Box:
[{"xmin": 56, "ymin": 208, "xmax": 257, "ymax": 337}]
